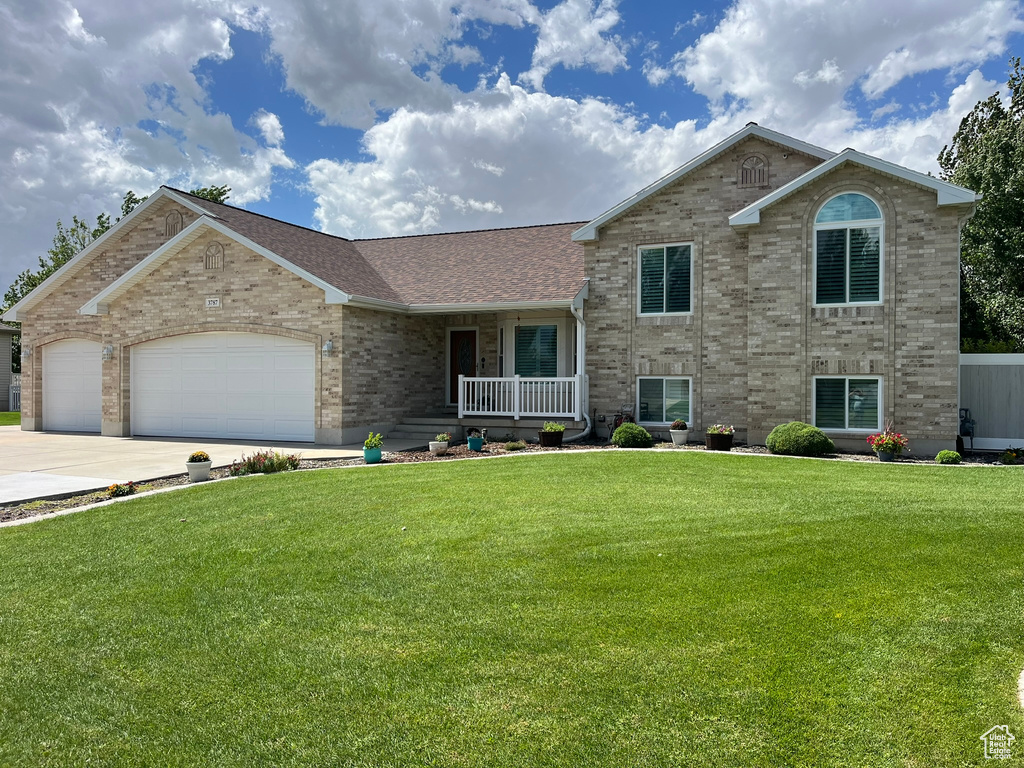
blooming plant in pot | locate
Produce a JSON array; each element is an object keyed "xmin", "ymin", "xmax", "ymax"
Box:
[
  {"xmin": 430, "ymin": 431, "xmax": 453, "ymax": 456},
  {"xmin": 466, "ymin": 428, "xmax": 485, "ymax": 452},
  {"xmin": 364, "ymin": 432, "xmax": 384, "ymax": 464},
  {"xmin": 186, "ymin": 450, "xmax": 212, "ymax": 482},
  {"xmin": 705, "ymin": 424, "xmax": 735, "ymax": 451},
  {"xmin": 539, "ymin": 421, "xmax": 566, "ymax": 447},
  {"xmin": 866, "ymin": 426, "xmax": 908, "ymax": 462},
  {"xmin": 669, "ymin": 419, "xmax": 689, "ymax": 446}
]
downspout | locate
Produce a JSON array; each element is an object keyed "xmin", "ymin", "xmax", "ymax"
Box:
[{"xmin": 564, "ymin": 281, "xmax": 592, "ymax": 442}]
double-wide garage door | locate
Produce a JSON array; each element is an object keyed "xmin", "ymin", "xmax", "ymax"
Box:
[{"xmin": 131, "ymin": 333, "xmax": 315, "ymax": 442}]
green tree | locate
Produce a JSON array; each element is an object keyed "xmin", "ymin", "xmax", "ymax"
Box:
[
  {"xmin": 3, "ymin": 190, "xmax": 148, "ymax": 372},
  {"xmin": 189, "ymin": 184, "xmax": 231, "ymax": 204},
  {"xmin": 938, "ymin": 58, "xmax": 1024, "ymax": 351}
]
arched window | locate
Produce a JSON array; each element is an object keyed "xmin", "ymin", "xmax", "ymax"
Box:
[
  {"xmin": 814, "ymin": 193, "xmax": 882, "ymax": 305},
  {"xmin": 165, "ymin": 210, "xmax": 183, "ymax": 238},
  {"xmin": 739, "ymin": 155, "xmax": 768, "ymax": 187}
]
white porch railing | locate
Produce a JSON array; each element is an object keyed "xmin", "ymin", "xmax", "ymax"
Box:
[
  {"xmin": 459, "ymin": 374, "xmax": 582, "ymax": 420},
  {"xmin": 9, "ymin": 372, "xmax": 21, "ymax": 412}
]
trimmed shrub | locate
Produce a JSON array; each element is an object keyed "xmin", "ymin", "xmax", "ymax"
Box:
[
  {"xmin": 766, "ymin": 421, "xmax": 835, "ymax": 457},
  {"xmin": 504, "ymin": 440, "xmax": 527, "ymax": 451},
  {"xmin": 612, "ymin": 422, "xmax": 653, "ymax": 448},
  {"xmin": 935, "ymin": 450, "xmax": 962, "ymax": 465}
]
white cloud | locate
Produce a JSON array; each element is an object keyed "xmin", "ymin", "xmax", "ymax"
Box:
[
  {"xmin": 794, "ymin": 59, "xmax": 843, "ymax": 88},
  {"xmin": 252, "ymin": 109, "xmax": 285, "ymax": 147},
  {"xmin": 520, "ymin": 0, "xmax": 628, "ymax": 90}
]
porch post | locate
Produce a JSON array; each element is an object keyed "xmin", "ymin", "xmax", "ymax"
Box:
[
  {"xmin": 458, "ymin": 374, "xmax": 464, "ymax": 418},
  {"xmin": 513, "ymin": 375, "xmax": 521, "ymax": 420}
]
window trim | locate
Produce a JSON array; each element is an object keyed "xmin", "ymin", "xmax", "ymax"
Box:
[
  {"xmin": 811, "ymin": 375, "xmax": 883, "ymax": 433},
  {"xmin": 636, "ymin": 376, "xmax": 693, "ymax": 426},
  {"xmin": 513, "ymin": 322, "xmax": 559, "ymax": 378},
  {"xmin": 812, "ymin": 192, "xmax": 884, "ymax": 308},
  {"xmin": 636, "ymin": 241, "xmax": 695, "ymax": 317}
]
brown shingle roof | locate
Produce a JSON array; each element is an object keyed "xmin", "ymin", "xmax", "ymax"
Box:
[{"xmin": 166, "ymin": 187, "xmax": 585, "ymax": 307}]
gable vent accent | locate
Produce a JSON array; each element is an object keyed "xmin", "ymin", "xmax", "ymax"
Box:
[
  {"xmin": 204, "ymin": 242, "xmax": 224, "ymax": 270},
  {"xmin": 165, "ymin": 210, "xmax": 183, "ymax": 238},
  {"xmin": 739, "ymin": 154, "xmax": 769, "ymax": 188}
]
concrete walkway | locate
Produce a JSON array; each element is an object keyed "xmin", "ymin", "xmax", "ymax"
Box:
[{"xmin": 0, "ymin": 426, "xmax": 426, "ymax": 504}]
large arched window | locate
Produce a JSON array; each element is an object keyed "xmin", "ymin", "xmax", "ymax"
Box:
[{"xmin": 814, "ymin": 193, "xmax": 882, "ymax": 305}]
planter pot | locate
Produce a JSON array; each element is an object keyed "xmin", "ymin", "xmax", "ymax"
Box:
[
  {"xmin": 185, "ymin": 460, "xmax": 212, "ymax": 482},
  {"xmin": 669, "ymin": 429, "xmax": 689, "ymax": 446},
  {"xmin": 705, "ymin": 433, "xmax": 734, "ymax": 452},
  {"xmin": 429, "ymin": 441, "xmax": 448, "ymax": 455},
  {"xmin": 876, "ymin": 450, "xmax": 895, "ymax": 462},
  {"xmin": 538, "ymin": 431, "xmax": 564, "ymax": 447},
  {"xmin": 364, "ymin": 447, "xmax": 382, "ymax": 464},
  {"xmin": 467, "ymin": 436, "xmax": 484, "ymax": 452}
]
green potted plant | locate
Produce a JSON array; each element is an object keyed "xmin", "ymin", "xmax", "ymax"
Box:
[
  {"xmin": 669, "ymin": 419, "xmax": 689, "ymax": 446},
  {"xmin": 466, "ymin": 428, "xmax": 485, "ymax": 452},
  {"xmin": 539, "ymin": 421, "xmax": 566, "ymax": 447},
  {"xmin": 430, "ymin": 431, "xmax": 453, "ymax": 455},
  {"xmin": 363, "ymin": 432, "xmax": 383, "ymax": 464},
  {"xmin": 866, "ymin": 426, "xmax": 908, "ymax": 462},
  {"xmin": 185, "ymin": 450, "xmax": 212, "ymax": 482},
  {"xmin": 705, "ymin": 424, "xmax": 735, "ymax": 451}
]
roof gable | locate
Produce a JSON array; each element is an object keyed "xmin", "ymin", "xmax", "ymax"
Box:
[
  {"xmin": 572, "ymin": 124, "xmax": 834, "ymax": 242},
  {"xmin": 728, "ymin": 149, "xmax": 981, "ymax": 227},
  {"xmin": 2, "ymin": 188, "xmax": 215, "ymax": 322},
  {"xmin": 79, "ymin": 216, "xmax": 350, "ymax": 315}
]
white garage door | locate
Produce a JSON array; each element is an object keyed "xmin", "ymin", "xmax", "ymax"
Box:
[
  {"xmin": 43, "ymin": 339, "xmax": 103, "ymax": 432},
  {"xmin": 131, "ymin": 333, "xmax": 315, "ymax": 442}
]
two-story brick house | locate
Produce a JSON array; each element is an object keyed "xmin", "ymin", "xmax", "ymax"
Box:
[{"xmin": 3, "ymin": 124, "xmax": 977, "ymax": 454}]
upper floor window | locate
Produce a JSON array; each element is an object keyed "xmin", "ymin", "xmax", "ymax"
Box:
[
  {"xmin": 814, "ymin": 193, "xmax": 882, "ymax": 305},
  {"xmin": 739, "ymin": 154, "xmax": 768, "ymax": 187},
  {"xmin": 165, "ymin": 210, "xmax": 183, "ymax": 238},
  {"xmin": 638, "ymin": 243, "xmax": 692, "ymax": 315}
]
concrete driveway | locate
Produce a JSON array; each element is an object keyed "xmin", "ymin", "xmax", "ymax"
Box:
[{"xmin": 0, "ymin": 426, "xmax": 424, "ymax": 504}]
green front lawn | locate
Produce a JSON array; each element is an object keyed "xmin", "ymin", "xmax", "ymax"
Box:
[
  {"xmin": 0, "ymin": 411, "xmax": 19, "ymax": 426},
  {"xmin": 1, "ymin": 453, "xmax": 1021, "ymax": 766}
]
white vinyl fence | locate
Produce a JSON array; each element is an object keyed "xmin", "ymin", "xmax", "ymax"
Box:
[
  {"xmin": 959, "ymin": 354, "xmax": 1024, "ymax": 450},
  {"xmin": 5, "ymin": 373, "xmax": 17, "ymax": 412}
]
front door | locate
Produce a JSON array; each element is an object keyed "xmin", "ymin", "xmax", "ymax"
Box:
[{"xmin": 449, "ymin": 329, "xmax": 477, "ymax": 405}]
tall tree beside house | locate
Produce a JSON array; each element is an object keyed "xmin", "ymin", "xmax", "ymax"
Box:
[
  {"xmin": 189, "ymin": 184, "xmax": 231, "ymax": 204},
  {"xmin": 939, "ymin": 57, "xmax": 1024, "ymax": 352}
]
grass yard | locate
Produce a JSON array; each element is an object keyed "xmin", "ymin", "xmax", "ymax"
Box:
[
  {"xmin": 0, "ymin": 452, "xmax": 1021, "ymax": 767},
  {"xmin": 0, "ymin": 411, "xmax": 20, "ymax": 426}
]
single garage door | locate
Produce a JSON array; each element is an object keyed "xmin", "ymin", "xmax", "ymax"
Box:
[
  {"xmin": 42, "ymin": 339, "xmax": 103, "ymax": 432},
  {"xmin": 131, "ymin": 333, "xmax": 315, "ymax": 442}
]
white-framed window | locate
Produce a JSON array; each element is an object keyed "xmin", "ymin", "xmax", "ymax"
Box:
[
  {"xmin": 812, "ymin": 376, "xmax": 882, "ymax": 432},
  {"xmin": 638, "ymin": 242, "xmax": 693, "ymax": 315},
  {"xmin": 637, "ymin": 376, "xmax": 692, "ymax": 424},
  {"xmin": 514, "ymin": 324, "xmax": 557, "ymax": 377},
  {"xmin": 813, "ymin": 193, "xmax": 883, "ymax": 306},
  {"xmin": 498, "ymin": 327, "xmax": 504, "ymax": 377}
]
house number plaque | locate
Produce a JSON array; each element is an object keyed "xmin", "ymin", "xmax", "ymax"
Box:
[{"xmin": 205, "ymin": 296, "xmax": 221, "ymax": 309}]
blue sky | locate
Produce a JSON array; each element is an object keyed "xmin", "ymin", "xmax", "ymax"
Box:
[{"xmin": 1, "ymin": 0, "xmax": 1023, "ymax": 294}]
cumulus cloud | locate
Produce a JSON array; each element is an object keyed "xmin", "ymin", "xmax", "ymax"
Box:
[{"xmin": 520, "ymin": 0, "xmax": 629, "ymax": 90}]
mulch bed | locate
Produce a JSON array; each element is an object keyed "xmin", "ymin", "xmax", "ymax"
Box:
[{"xmin": 0, "ymin": 440, "xmax": 1011, "ymax": 525}]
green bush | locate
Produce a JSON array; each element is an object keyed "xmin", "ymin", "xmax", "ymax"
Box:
[
  {"xmin": 612, "ymin": 422, "xmax": 653, "ymax": 448},
  {"xmin": 934, "ymin": 450, "xmax": 962, "ymax": 465},
  {"xmin": 542, "ymin": 421, "xmax": 566, "ymax": 432},
  {"xmin": 504, "ymin": 440, "xmax": 527, "ymax": 451},
  {"xmin": 766, "ymin": 422, "xmax": 835, "ymax": 457}
]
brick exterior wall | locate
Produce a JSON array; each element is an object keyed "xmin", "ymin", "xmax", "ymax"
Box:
[{"xmin": 583, "ymin": 136, "xmax": 967, "ymax": 454}]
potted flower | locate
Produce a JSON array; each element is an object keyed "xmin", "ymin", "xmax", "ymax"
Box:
[
  {"xmin": 186, "ymin": 450, "xmax": 212, "ymax": 482},
  {"xmin": 866, "ymin": 426, "xmax": 909, "ymax": 462},
  {"xmin": 430, "ymin": 431, "xmax": 453, "ymax": 455},
  {"xmin": 705, "ymin": 424, "xmax": 735, "ymax": 451},
  {"xmin": 539, "ymin": 421, "xmax": 566, "ymax": 447},
  {"xmin": 466, "ymin": 428, "xmax": 485, "ymax": 452},
  {"xmin": 669, "ymin": 420, "xmax": 689, "ymax": 446},
  {"xmin": 364, "ymin": 432, "xmax": 384, "ymax": 464}
]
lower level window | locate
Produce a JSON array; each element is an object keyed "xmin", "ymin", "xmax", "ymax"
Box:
[
  {"xmin": 814, "ymin": 377, "xmax": 880, "ymax": 431},
  {"xmin": 515, "ymin": 325, "xmax": 557, "ymax": 377},
  {"xmin": 638, "ymin": 377, "xmax": 691, "ymax": 424}
]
